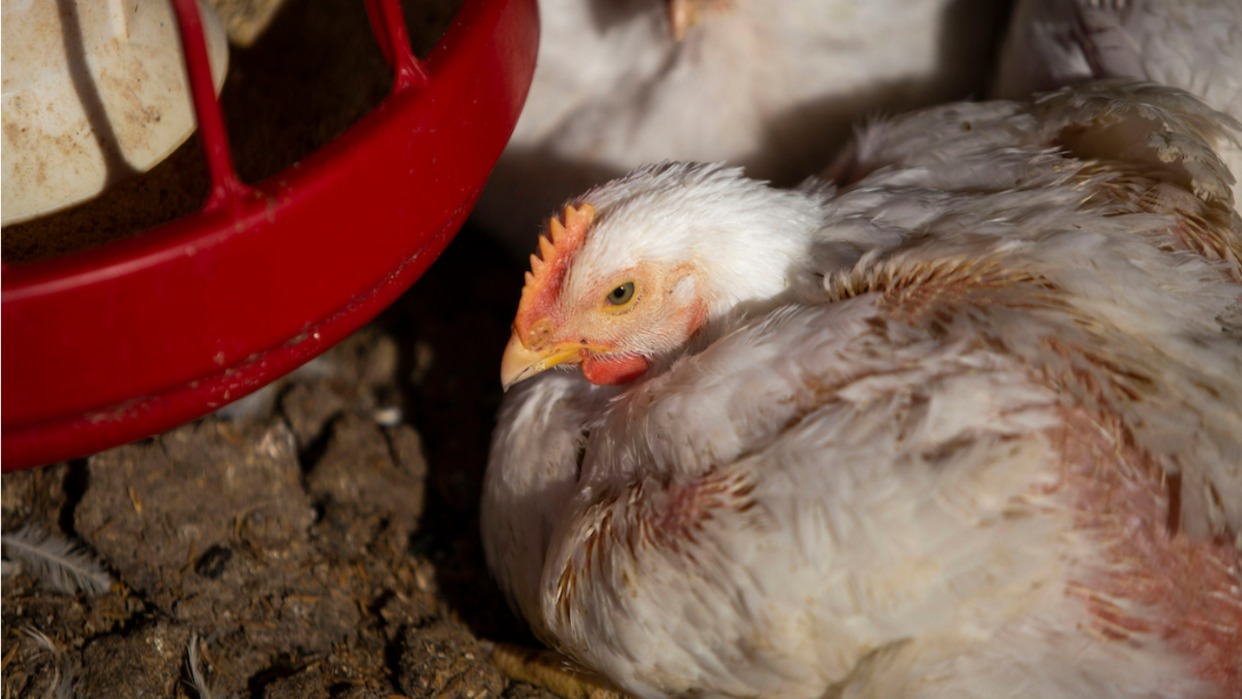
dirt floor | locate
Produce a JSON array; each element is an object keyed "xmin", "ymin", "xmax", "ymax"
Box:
[
  {"xmin": 1, "ymin": 1, "xmax": 574, "ymax": 694},
  {"xmin": 1, "ymin": 225, "xmax": 571, "ymax": 698}
]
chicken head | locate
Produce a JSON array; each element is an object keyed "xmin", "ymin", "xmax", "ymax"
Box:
[{"xmin": 500, "ymin": 162, "xmax": 835, "ymax": 390}]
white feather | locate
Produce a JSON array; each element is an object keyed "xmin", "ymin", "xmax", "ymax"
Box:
[
  {"xmin": 993, "ymin": 0, "xmax": 1242, "ymax": 209},
  {"xmin": 474, "ymin": 0, "xmax": 1006, "ymax": 249},
  {"xmin": 484, "ymin": 82, "xmax": 1242, "ymax": 698},
  {"xmin": 1, "ymin": 525, "xmax": 114, "ymax": 596}
]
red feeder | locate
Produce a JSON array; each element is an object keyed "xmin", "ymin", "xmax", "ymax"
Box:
[{"xmin": 1, "ymin": 0, "xmax": 539, "ymax": 470}]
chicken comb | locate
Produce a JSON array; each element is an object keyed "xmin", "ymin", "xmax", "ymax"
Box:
[{"xmin": 515, "ymin": 203, "xmax": 596, "ymax": 341}]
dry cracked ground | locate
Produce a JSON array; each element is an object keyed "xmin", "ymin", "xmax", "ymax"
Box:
[{"xmin": 2, "ymin": 230, "xmax": 564, "ymax": 699}]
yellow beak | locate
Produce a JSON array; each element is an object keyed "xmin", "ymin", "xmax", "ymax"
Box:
[{"xmin": 500, "ymin": 331, "xmax": 584, "ymax": 391}]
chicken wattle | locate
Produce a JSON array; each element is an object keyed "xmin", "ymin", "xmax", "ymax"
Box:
[{"xmin": 483, "ymin": 82, "xmax": 1242, "ymax": 698}]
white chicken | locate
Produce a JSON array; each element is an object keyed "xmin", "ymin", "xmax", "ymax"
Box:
[
  {"xmin": 472, "ymin": 0, "xmax": 1005, "ymax": 249},
  {"xmin": 993, "ymin": 0, "xmax": 1242, "ymax": 210},
  {"xmin": 482, "ymin": 81, "xmax": 1242, "ymax": 698}
]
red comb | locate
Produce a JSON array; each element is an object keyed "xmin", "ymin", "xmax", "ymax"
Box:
[{"xmin": 514, "ymin": 203, "xmax": 595, "ymax": 344}]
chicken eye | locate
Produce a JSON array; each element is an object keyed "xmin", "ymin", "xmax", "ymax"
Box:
[{"xmin": 606, "ymin": 281, "xmax": 636, "ymax": 306}]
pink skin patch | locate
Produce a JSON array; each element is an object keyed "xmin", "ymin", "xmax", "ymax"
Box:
[
  {"xmin": 582, "ymin": 352, "xmax": 650, "ymax": 385},
  {"xmin": 1056, "ymin": 405, "xmax": 1242, "ymax": 693}
]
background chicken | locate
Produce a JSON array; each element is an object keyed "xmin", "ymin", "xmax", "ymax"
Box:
[
  {"xmin": 483, "ymin": 81, "xmax": 1242, "ymax": 698},
  {"xmin": 471, "ymin": 0, "xmax": 1006, "ymax": 249},
  {"xmin": 993, "ymin": 0, "xmax": 1242, "ymax": 209}
]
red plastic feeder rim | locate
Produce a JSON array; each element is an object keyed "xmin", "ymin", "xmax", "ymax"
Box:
[{"xmin": 1, "ymin": 0, "xmax": 539, "ymax": 470}]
